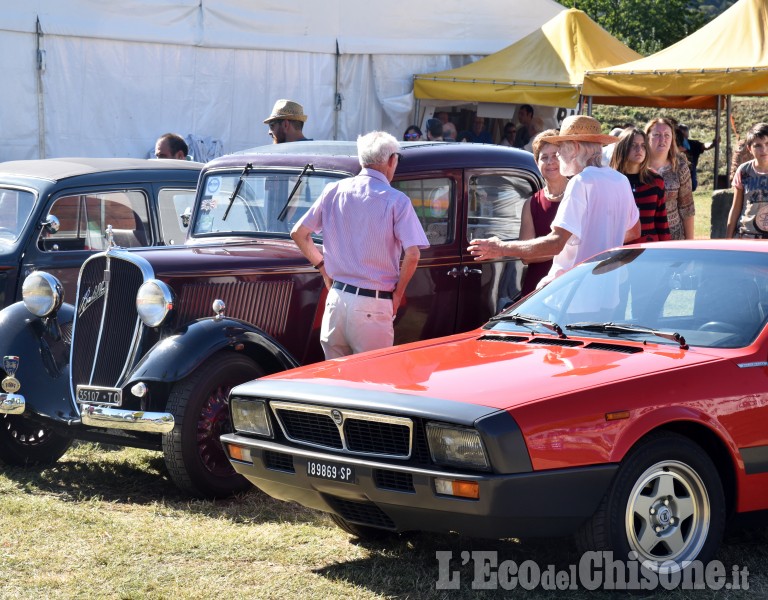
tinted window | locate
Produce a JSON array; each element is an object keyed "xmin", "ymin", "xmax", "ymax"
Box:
[
  {"xmin": 393, "ymin": 177, "xmax": 454, "ymax": 245},
  {"xmin": 467, "ymin": 174, "xmax": 530, "ymax": 242}
]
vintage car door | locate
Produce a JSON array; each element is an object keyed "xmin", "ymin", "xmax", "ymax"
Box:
[
  {"xmin": 20, "ymin": 186, "xmax": 155, "ymax": 304},
  {"xmin": 456, "ymin": 169, "xmax": 539, "ymax": 330},
  {"xmin": 391, "ymin": 169, "xmax": 463, "ymax": 345}
]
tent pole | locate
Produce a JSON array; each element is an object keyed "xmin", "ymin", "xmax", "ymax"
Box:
[
  {"xmin": 333, "ymin": 40, "xmax": 340, "ymax": 141},
  {"xmin": 725, "ymin": 95, "xmax": 732, "ymax": 183},
  {"xmin": 713, "ymin": 96, "xmax": 721, "ymax": 189},
  {"xmin": 36, "ymin": 17, "xmax": 46, "ymax": 159}
]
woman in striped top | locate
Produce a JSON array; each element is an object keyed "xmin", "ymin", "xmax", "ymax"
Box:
[{"xmin": 610, "ymin": 128, "xmax": 671, "ymax": 244}]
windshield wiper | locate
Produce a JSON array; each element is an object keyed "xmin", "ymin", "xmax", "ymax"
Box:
[
  {"xmin": 277, "ymin": 163, "xmax": 315, "ymax": 222},
  {"xmin": 490, "ymin": 312, "xmax": 566, "ymax": 338},
  {"xmin": 566, "ymin": 322, "xmax": 688, "ymax": 349},
  {"xmin": 223, "ymin": 162, "xmax": 253, "ymax": 221}
]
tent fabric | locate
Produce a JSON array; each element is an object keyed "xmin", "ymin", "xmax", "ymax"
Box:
[
  {"xmin": 0, "ymin": 0, "xmax": 564, "ymax": 161},
  {"xmin": 582, "ymin": 0, "xmax": 768, "ymax": 108},
  {"xmin": 413, "ymin": 9, "xmax": 641, "ymax": 109}
]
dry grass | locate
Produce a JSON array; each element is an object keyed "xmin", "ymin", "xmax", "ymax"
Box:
[{"xmin": 2, "ymin": 443, "xmax": 767, "ymax": 598}]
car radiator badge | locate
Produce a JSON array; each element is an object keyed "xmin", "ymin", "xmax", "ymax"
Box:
[{"xmin": 2, "ymin": 356, "xmax": 21, "ymax": 394}]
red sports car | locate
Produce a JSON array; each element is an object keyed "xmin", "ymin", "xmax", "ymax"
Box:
[{"xmin": 222, "ymin": 240, "xmax": 768, "ymax": 572}]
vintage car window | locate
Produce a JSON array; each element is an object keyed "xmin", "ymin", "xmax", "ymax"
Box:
[
  {"xmin": 491, "ymin": 248, "xmax": 768, "ymax": 349},
  {"xmin": 0, "ymin": 188, "xmax": 35, "ymax": 245},
  {"xmin": 158, "ymin": 188, "xmax": 196, "ymax": 245},
  {"xmin": 193, "ymin": 171, "xmax": 342, "ymax": 237},
  {"xmin": 40, "ymin": 191, "xmax": 151, "ymax": 251},
  {"xmin": 466, "ymin": 173, "xmax": 531, "ymax": 242},
  {"xmin": 392, "ymin": 177, "xmax": 454, "ymax": 245}
]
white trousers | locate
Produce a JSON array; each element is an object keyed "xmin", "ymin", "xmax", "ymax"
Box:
[{"xmin": 320, "ymin": 287, "xmax": 394, "ymax": 359}]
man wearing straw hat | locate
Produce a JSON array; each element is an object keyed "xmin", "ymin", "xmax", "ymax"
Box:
[
  {"xmin": 468, "ymin": 115, "xmax": 640, "ymax": 288},
  {"xmin": 264, "ymin": 99, "xmax": 311, "ymax": 144}
]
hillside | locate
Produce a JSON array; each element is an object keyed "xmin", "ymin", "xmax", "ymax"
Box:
[{"xmin": 592, "ymin": 96, "xmax": 768, "ymax": 190}]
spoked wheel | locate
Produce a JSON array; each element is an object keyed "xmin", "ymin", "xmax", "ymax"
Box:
[
  {"xmin": 0, "ymin": 415, "xmax": 72, "ymax": 466},
  {"xmin": 162, "ymin": 353, "xmax": 264, "ymax": 498},
  {"xmin": 576, "ymin": 433, "xmax": 725, "ymax": 574}
]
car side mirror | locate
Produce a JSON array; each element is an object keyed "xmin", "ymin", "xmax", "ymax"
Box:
[
  {"xmin": 180, "ymin": 207, "xmax": 192, "ymax": 228},
  {"xmin": 42, "ymin": 214, "xmax": 60, "ymax": 234}
]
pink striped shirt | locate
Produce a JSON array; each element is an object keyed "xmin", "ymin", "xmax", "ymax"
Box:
[{"xmin": 297, "ymin": 168, "xmax": 429, "ymax": 291}]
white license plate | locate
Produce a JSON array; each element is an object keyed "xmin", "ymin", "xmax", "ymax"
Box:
[
  {"xmin": 306, "ymin": 460, "xmax": 355, "ymax": 483},
  {"xmin": 76, "ymin": 385, "xmax": 122, "ymax": 406}
]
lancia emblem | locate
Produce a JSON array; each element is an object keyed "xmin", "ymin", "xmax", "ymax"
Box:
[
  {"xmin": 2, "ymin": 356, "xmax": 21, "ymax": 394},
  {"xmin": 331, "ymin": 409, "xmax": 343, "ymax": 425}
]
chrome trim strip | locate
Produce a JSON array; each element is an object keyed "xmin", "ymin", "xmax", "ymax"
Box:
[
  {"xmin": 0, "ymin": 393, "xmax": 25, "ymax": 415},
  {"xmin": 269, "ymin": 400, "xmax": 413, "ymax": 459},
  {"xmin": 87, "ymin": 255, "xmax": 112, "ymax": 384},
  {"xmin": 80, "ymin": 403, "xmax": 174, "ymax": 433},
  {"xmin": 738, "ymin": 361, "xmax": 768, "ymax": 368}
]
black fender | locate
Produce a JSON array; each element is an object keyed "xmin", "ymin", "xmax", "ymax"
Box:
[
  {"xmin": 126, "ymin": 317, "xmax": 300, "ymax": 387},
  {"xmin": 0, "ymin": 302, "xmax": 78, "ymax": 422}
]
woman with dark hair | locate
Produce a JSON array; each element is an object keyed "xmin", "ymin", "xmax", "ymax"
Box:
[
  {"xmin": 518, "ymin": 129, "xmax": 567, "ymax": 295},
  {"xmin": 645, "ymin": 117, "xmax": 694, "ymax": 240},
  {"xmin": 403, "ymin": 125, "xmax": 422, "ymax": 141},
  {"xmin": 610, "ymin": 128, "xmax": 670, "ymax": 244}
]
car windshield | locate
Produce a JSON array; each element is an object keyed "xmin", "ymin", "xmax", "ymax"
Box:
[
  {"xmin": 489, "ymin": 247, "xmax": 768, "ymax": 349},
  {"xmin": 192, "ymin": 169, "xmax": 343, "ymax": 238},
  {"xmin": 0, "ymin": 188, "xmax": 35, "ymax": 245}
]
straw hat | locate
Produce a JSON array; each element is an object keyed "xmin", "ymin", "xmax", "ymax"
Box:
[
  {"xmin": 263, "ymin": 99, "xmax": 308, "ymax": 124},
  {"xmin": 546, "ymin": 115, "xmax": 616, "ymax": 145}
]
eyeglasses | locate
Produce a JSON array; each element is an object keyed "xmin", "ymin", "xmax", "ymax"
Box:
[
  {"xmin": 404, "ymin": 133, "xmax": 420, "ymax": 140},
  {"xmin": 391, "ymin": 152, "xmax": 403, "ymax": 162}
]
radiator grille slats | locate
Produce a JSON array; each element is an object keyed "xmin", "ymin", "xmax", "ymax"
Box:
[
  {"xmin": 277, "ymin": 409, "xmax": 343, "ymax": 449},
  {"xmin": 344, "ymin": 420, "xmax": 410, "ymax": 456},
  {"xmin": 178, "ymin": 281, "xmax": 293, "ymax": 337}
]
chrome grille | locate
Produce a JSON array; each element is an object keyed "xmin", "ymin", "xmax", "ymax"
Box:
[
  {"xmin": 71, "ymin": 254, "xmax": 145, "ymax": 388},
  {"xmin": 271, "ymin": 401, "xmax": 413, "ymax": 458}
]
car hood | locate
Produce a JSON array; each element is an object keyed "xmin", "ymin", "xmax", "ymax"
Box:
[{"xmin": 257, "ymin": 331, "xmax": 727, "ymax": 412}]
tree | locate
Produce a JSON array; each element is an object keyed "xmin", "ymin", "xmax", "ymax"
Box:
[{"xmin": 560, "ymin": 0, "xmax": 710, "ymax": 55}]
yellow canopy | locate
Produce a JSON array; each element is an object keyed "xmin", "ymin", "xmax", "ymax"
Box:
[
  {"xmin": 583, "ymin": 0, "xmax": 768, "ymax": 108},
  {"xmin": 413, "ymin": 9, "xmax": 641, "ymax": 108}
]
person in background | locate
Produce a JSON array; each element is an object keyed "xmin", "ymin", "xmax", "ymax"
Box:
[
  {"xmin": 425, "ymin": 118, "xmax": 444, "ymax": 141},
  {"xmin": 462, "ymin": 116, "xmax": 493, "ymax": 144},
  {"xmin": 264, "ymin": 99, "xmax": 310, "ymax": 144},
  {"xmin": 154, "ymin": 133, "xmax": 188, "ymax": 160},
  {"xmin": 499, "ymin": 122, "xmax": 517, "ymax": 147},
  {"xmin": 678, "ymin": 124, "xmax": 716, "ymax": 191},
  {"xmin": 513, "ymin": 104, "xmax": 535, "ymax": 148},
  {"xmin": 726, "ymin": 122, "xmax": 768, "ymax": 239},
  {"xmin": 645, "ymin": 117, "xmax": 694, "ymax": 240},
  {"xmin": 442, "ymin": 122, "xmax": 458, "ymax": 142},
  {"xmin": 610, "ymin": 128, "xmax": 670, "ymax": 244},
  {"xmin": 435, "ymin": 111, "xmax": 450, "ymax": 125},
  {"xmin": 518, "ymin": 129, "xmax": 567, "ymax": 296},
  {"xmin": 403, "ymin": 125, "xmax": 423, "ymax": 141},
  {"xmin": 469, "ymin": 115, "xmax": 639, "ymax": 287},
  {"xmin": 291, "ymin": 131, "xmax": 429, "ymax": 358}
]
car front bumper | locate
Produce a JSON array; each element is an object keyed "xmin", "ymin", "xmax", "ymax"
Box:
[{"xmin": 222, "ymin": 433, "xmax": 618, "ymax": 539}]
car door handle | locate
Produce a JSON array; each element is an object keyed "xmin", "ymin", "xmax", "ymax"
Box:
[
  {"xmin": 463, "ymin": 266, "xmax": 482, "ymax": 276},
  {"xmin": 447, "ymin": 267, "xmax": 459, "ymax": 278}
]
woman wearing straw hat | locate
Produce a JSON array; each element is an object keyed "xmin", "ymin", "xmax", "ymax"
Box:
[{"xmin": 468, "ymin": 115, "xmax": 640, "ymax": 288}]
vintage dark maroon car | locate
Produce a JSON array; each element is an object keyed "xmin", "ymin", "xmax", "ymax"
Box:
[{"xmin": 0, "ymin": 141, "xmax": 541, "ymax": 498}]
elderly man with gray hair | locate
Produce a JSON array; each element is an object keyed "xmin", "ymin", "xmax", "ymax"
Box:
[
  {"xmin": 291, "ymin": 131, "xmax": 429, "ymax": 358},
  {"xmin": 469, "ymin": 115, "xmax": 640, "ymax": 288}
]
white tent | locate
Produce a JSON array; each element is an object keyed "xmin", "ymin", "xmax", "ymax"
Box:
[{"xmin": 0, "ymin": 0, "xmax": 564, "ymax": 161}]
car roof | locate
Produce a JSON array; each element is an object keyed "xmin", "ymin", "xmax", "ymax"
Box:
[
  {"xmin": 0, "ymin": 157, "xmax": 204, "ymax": 182},
  {"xmin": 207, "ymin": 140, "xmax": 538, "ymax": 176}
]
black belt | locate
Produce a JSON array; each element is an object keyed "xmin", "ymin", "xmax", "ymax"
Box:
[
  {"xmin": 332, "ymin": 281, "xmax": 393, "ymax": 300},
  {"xmin": 739, "ymin": 232, "xmax": 768, "ymax": 239}
]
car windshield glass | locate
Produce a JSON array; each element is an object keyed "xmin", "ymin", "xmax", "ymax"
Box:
[
  {"xmin": 192, "ymin": 170, "xmax": 343, "ymax": 238},
  {"xmin": 0, "ymin": 188, "xmax": 35, "ymax": 245},
  {"xmin": 487, "ymin": 247, "xmax": 768, "ymax": 349}
]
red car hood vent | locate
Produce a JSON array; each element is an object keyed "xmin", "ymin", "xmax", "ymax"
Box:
[
  {"xmin": 527, "ymin": 337, "xmax": 583, "ymax": 347},
  {"xmin": 585, "ymin": 341, "xmax": 643, "ymax": 354},
  {"xmin": 478, "ymin": 334, "xmax": 644, "ymax": 354},
  {"xmin": 477, "ymin": 334, "xmax": 528, "ymax": 343}
]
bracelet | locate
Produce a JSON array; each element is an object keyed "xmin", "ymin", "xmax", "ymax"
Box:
[{"xmin": 313, "ymin": 259, "xmax": 324, "ymax": 270}]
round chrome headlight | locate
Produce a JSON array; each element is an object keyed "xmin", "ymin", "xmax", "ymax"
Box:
[
  {"xmin": 22, "ymin": 272, "xmax": 63, "ymax": 317},
  {"xmin": 136, "ymin": 279, "xmax": 174, "ymax": 327}
]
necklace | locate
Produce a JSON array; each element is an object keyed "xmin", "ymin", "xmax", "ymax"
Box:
[{"xmin": 544, "ymin": 187, "xmax": 565, "ymax": 201}]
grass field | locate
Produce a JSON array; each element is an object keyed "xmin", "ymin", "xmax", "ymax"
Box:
[{"xmin": 1, "ymin": 442, "xmax": 767, "ymax": 599}]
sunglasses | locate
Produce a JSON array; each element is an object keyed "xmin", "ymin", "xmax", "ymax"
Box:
[{"xmin": 405, "ymin": 133, "xmax": 420, "ymax": 139}]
